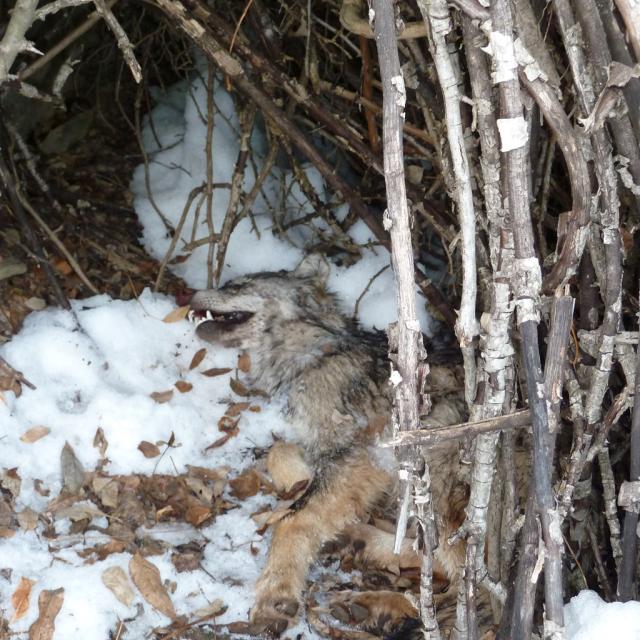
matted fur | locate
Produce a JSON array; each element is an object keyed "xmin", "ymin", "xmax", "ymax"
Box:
[{"xmin": 189, "ymin": 255, "xmax": 473, "ymax": 636}]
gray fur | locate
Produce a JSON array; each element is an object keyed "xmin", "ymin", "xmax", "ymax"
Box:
[{"xmin": 190, "ymin": 260, "xmax": 390, "ymax": 465}]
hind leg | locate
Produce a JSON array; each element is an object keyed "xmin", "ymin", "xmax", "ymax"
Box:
[{"xmin": 250, "ymin": 452, "xmax": 389, "ymax": 634}]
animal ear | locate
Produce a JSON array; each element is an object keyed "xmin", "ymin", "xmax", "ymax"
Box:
[{"xmin": 294, "ymin": 253, "xmax": 330, "ymax": 283}]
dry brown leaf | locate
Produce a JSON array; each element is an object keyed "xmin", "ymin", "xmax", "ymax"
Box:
[
  {"xmin": 20, "ymin": 426, "xmax": 50, "ymax": 443},
  {"xmin": 102, "ymin": 566, "xmax": 135, "ymax": 607},
  {"xmin": 94, "ymin": 540, "xmax": 127, "ymax": 561},
  {"xmin": 225, "ymin": 402, "xmax": 250, "ymax": 417},
  {"xmin": 201, "ymin": 367, "xmax": 232, "ymax": 378},
  {"xmin": 171, "ymin": 543, "xmax": 203, "ymax": 573},
  {"xmin": 0, "ymin": 495, "xmax": 13, "ymax": 526},
  {"xmin": 229, "ymin": 378, "xmax": 268, "ymax": 398},
  {"xmin": 229, "ymin": 469, "xmax": 261, "ymax": 499},
  {"xmin": 11, "ymin": 576, "xmax": 35, "ymax": 622},
  {"xmin": 185, "ymin": 504, "xmax": 212, "ymax": 527},
  {"xmin": 150, "ymin": 390, "xmax": 173, "ymax": 404},
  {"xmin": 183, "ymin": 477, "xmax": 214, "ymax": 503},
  {"xmin": 174, "ymin": 380, "xmax": 193, "ymax": 393},
  {"xmin": 60, "ymin": 442, "xmax": 84, "ymax": 494},
  {"xmin": 237, "ymin": 353, "xmax": 251, "ymax": 373},
  {"xmin": 189, "ymin": 348, "xmax": 207, "ymax": 370},
  {"xmin": 55, "ymin": 502, "xmax": 104, "ymax": 522},
  {"xmin": 33, "ymin": 479, "xmax": 50, "ymax": 497},
  {"xmin": 52, "ymin": 258, "xmax": 72, "ymax": 276},
  {"xmin": 92, "ymin": 477, "xmax": 119, "ymax": 508},
  {"xmin": 2, "ymin": 468, "xmax": 21, "ymax": 498},
  {"xmin": 194, "ymin": 598, "xmax": 226, "ymax": 618},
  {"xmin": 229, "ymin": 377, "xmax": 250, "ymax": 396},
  {"xmin": 17, "ymin": 508, "xmax": 39, "ymax": 531},
  {"xmin": 204, "ymin": 431, "xmax": 237, "ymax": 450},
  {"xmin": 93, "ymin": 427, "xmax": 108, "ymax": 456},
  {"xmin": 138, "ymin": 441, "xmax": 161, "ymax": 458},
  {"xmin": 129, "ymin": 554, "xmax": 177, "ymax": 619},
  {"xmin": 249, "ymin": 405, "xmax": 262, "ymax": 412},
  {"xmin": 28, "ymin": 587, "xmax": 64, "ymax": 640},
  {"xmin": 0, "ymin": 527, "xmax": 16, "ymax": 538},
  {"xmin": 251, "ymin": 506, "xmax": 291, "ymax": 532},
  {"xmin": 218, "ymin": 415, "xmax": 239, "ymax": 433},
  {"xmin": 163, "ymin": 306, "xmax": 189, "ymax": 323},
  {"xmin": 186, "ymin": 465, "xmax": 230, "ymax": 482}
]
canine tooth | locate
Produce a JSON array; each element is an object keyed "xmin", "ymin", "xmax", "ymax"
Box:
[
  {"xmin": 187, "ymin": 310, "xmax": 194, "ymax": 322},
  {"xmin": 206, "ymin": 310, "xmax": 213, "ymax": 321}
]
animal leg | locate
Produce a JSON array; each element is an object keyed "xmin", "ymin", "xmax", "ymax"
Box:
[
  {"xmin": 327, "ymin": 590, "xmax": 419, "ymax": 635},
  {"xmin": 266, "ymin": 441, "xmax": 313, "ymax": 496},
  {"xmin": 250, "ymin": 452, "xmax": 389, "ymax": 634}
]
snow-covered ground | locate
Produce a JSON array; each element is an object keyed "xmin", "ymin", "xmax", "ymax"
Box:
[{"xmin": 1, "ymin": 66, "xmax": 639, "ymax": 639}]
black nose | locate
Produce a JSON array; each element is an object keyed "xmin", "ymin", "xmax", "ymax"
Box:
[{"xmin": 175, "ymin": 288, "xmax": 195, "ymax": 306}]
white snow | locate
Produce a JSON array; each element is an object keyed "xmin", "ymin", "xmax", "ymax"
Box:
[
  {"xmin": 565, "ymin": 590, "xmax": 640, "ymax": 639},
  {"xmin": 130, "ymin": 68, "xmax": 435, "ymax": 334}
]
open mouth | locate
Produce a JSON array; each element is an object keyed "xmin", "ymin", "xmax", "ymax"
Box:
[{"xmin": 187, "ymin": 309, "xmax": 254, "ymax": 328}]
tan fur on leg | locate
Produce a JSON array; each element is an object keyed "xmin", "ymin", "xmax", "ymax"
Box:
[
  {"xmin": 328, "ymin": 590, "xmax": 418, "ymax": 634},
  {"xmin": 251, "ymin": 452, "xmax": 389, "ymax": 632},
  {"xmin": 266, "ymin": 441, "xmax": 313, "ymax": 494},
  {"xmin": 343, "ymin": 523, "xmax": 420, "ymax": 573}
]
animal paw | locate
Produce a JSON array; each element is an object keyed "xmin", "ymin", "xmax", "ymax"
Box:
[
  {"xmin": 327, "ymin": 590, "xmax": 418, "ymax": 634},
  {"xmin": 250, "ymin": 594, "xmax": 300, "ymax": 636}
]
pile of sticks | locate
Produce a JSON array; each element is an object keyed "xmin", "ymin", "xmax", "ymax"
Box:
[{"xmin": 2, "ymin": 0, "xmax": 640, "ymax": 637}]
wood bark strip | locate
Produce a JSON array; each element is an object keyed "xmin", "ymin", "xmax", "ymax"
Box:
[
  {"xmin": 385, "ymin": 410, "xmax": 531, "ymax": 447},
  {"xmin": 488, "ymin": 0, "xmax": 565, "ymax": 632},
  {"xmin": 370, "ymin": 1, "xmax": 440, "ymax": 635}
]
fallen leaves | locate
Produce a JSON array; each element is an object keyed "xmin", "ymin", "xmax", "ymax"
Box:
[
  {"xmin": 171, "ymin": 542, "xmax": 204, "ymax": 573},
  {"xmin": 184, "ymin": 504, "xmax": 212, "ymax": 527},
  {"xmin": 201, "ymin": 367, "xmax": 232, "ymax": 378},
  {"xmin": 102, "ymin": 566, "xmax": 135, "ymax": 607},
  {"xmin": 150, "ymin": 390, "xmax": 173, "ymax": 404},
  {"xmin": 229, "ymin": 377, "xmax": 267, "ymax": 398},
  {"xmin": 194, "ymin": 598, "xmax": 225, "ymax": 618},
  {"xmin": 237, "ymin": 352, "xmax": 251, "ymax": 373},
  {"xmin": 229, "ymin": 469, "xmax": 262, "ymax": 500},
  {"xmin": 11, "ymin": 577, "xmax": 35, "ymax": 622},
  {"xmin": 2, "ymin": 468, "xmax": 21, "ymax": 499},
  {"xmin": 129, "ymin": 554, "xmax": 176, "ymax": 620},
  {"xmin": 17, "ymin": 507, "xmax": 39, "ymax": 531},
  {"xmin": 229, "ymin": 377, "xmax": 250, "ymax": 396},
  {"xmin": 0, "ymin": 356, "xmax": 35, "ymax": 398},
  {"xmin": 163, "ymin": 306, "xmax": 189, "ymax": 323},
  {"xmin": 20, "ymin": 426, "xmax": 50, "ymax": 443},
  {"xmin": 28, "ymin": 588, "xmax": 64, "ymax": 640},
  {"xmin": 93, "ymin": 427, "xmax": 108, "ymax": 456},
  {"xmin": 138, "ymin": 441, "xmax": 161, "ymax": 458},
  {"xmin": 60, "ymin": 442, "xmax": 85, "ymax": 495},
  {"xmin": 189, "ymin": 348, "xmax": 207, "ymax": 370}
]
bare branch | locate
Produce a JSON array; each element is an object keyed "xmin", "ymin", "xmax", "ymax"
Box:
[{"xmin": 0, "ymin": 0, "xmax": 39, "ymax": 84}]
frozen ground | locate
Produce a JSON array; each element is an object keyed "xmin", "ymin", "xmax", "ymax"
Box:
[{"xmin": 1, "ymin": 68, "xmax": 638, "ymax": 640}]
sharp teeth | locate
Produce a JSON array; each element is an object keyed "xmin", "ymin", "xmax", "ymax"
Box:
[
  {"xmin": 206, "ymin": 310, "xmax": 213, "ymax": 321},
  {"xmin": 187, "ymin": 310, "xmax": 194, "ymax": 322}
]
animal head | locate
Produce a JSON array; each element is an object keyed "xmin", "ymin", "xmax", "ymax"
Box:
[{"xmin": 186, "ymin": 254, "xmax": 345, "ymax": 349}]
